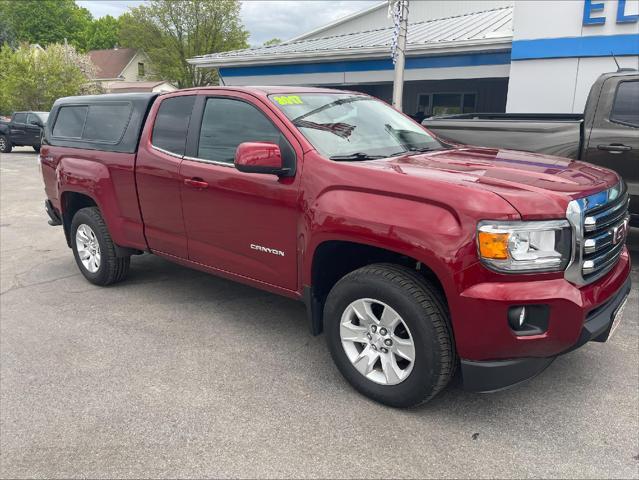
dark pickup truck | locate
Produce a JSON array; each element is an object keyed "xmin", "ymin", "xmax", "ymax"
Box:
[
  {"xmin": 423, "ymin": 71, "xmax": 639, "ymax": 226},
  {"xmin": 0, "ymin": 111, "xmax": 49, "ymax": 153},
  {"xmin": 40, "ymin": 88, "xmax": 631, "ymax": 407}
]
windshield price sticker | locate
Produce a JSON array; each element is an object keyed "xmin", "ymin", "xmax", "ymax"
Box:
[{"xmin": 273, "ymin": 95, "xmax": 303, "ymax": 105}]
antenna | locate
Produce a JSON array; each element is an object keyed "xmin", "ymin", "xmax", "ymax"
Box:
[{"xmin": 611, "ymin": 52, "xmax": 621, "ymax": 71}]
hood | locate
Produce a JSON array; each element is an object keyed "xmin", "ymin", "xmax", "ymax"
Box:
[{"xmin": 360, "ymin": 147, "xmax": 620, "ymax": 219}]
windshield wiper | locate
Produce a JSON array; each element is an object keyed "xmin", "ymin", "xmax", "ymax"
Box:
[
  {"xmin": 389, "ymin": 146, "xmax": 442, "ymax": 156},
  {"xmin": 329, "ymin": 152, "xmax": 387, "ymax": 161}
]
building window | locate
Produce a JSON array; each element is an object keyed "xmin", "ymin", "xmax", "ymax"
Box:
[
  {"xmin": 138, "ymin": 62, "xmax": 145, "ymax": 78},
  {"xmin": 417, "ymin": 93, "xmax": 477, "ymax": 117}
]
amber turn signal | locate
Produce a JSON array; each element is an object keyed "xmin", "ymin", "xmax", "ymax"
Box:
[{"xmin": 478, "ymin": 231, "xmax": 509, "ymax": 260}]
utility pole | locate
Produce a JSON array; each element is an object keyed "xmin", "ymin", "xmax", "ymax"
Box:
[{"xmin": 391, "ymin": 0, "xmax": 409, "ymax": 111}]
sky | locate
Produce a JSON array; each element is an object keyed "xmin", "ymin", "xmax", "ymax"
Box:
[{"xmin": 76, "ymin": 0, "xmax": 381, "ymax": 46}]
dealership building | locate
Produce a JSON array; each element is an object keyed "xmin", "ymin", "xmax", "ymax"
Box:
[{"xmin": 190, "ymin": 0, "xmax": 638, "ymax": 116}]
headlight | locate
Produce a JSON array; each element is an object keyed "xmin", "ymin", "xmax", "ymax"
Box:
[{"xmin": 477, "ymin": 220, "xmax": 571, "ymax": 273}]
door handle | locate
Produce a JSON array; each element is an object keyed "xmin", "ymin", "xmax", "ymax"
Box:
[
  {"xmin": 184, "ymin": 178, "xmax": 209, "ymax": 189},
  {"xmin": 597, "ymin": 144, "xmax": 632, "ymax": 153}
]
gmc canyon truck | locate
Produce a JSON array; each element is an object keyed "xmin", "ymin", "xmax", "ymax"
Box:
[
  {"xmin": 0, "ymin": 111, "xmax": 48, "ymax": 153},
  {"xmin": 423, "ymin": 70, "xmax": 639, "ymax": 226},
  {"xmin": 40, "ymin": 88, "xmax": 631, "ymax": 407}
]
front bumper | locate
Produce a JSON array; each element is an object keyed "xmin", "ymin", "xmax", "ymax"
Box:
[{"xmin": 460, "ymin": 272, "xmax": 631, "ymax": 392}]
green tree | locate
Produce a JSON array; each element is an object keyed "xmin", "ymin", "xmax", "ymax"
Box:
[
  {"xmin": 119, "ymin": 0, "xmax": 248, "ymax": 88},
  {"xmin": 0, "ymin": 0, "xmax": 92, "ymax": 50},
  {"xmin": 84, "ymin": 15, "xmax": 120, "ymax": 51},
  {"xmin": 263, "ymin": 38, "xmax": 282, "ymax": 47},
  {"xmin": 0, "ymin": 43, "xmax": 100, "ymax": 115}
]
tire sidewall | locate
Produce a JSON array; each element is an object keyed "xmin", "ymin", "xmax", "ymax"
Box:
[
  {"xmin": 325, "ymin": 271, "xmax": 448, "ymax": 408},
  {"xmin": 0, "ymin": 135, "xmax": 11, "ymax": 153},
  {"xmin": 71, "ymin": 210, "xmax": 110, "ymax": 284}
]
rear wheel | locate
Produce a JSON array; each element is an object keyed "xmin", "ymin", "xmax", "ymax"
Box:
[
  {"xmin": 0, "ymin": 135, "xmax": 11, "ymax": 153},
  {"xmin": 325, "ymin": 264, "xmax": 454, "ymax": 407},
  {"xmin": 71, "ymin": 207, "xmax": 130, "ymax": 286}
]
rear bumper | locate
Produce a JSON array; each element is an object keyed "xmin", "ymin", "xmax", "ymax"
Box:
[{"xmin": 460, "ymin": 274, "xmax": 631, "ymax": 392}]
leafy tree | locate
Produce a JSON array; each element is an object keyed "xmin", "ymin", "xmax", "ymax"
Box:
[
  {"xmin": 84, "ymin": 15, "xmax": 120, "ymax": 51},
  {"xmin": 0, "ymin": 43, "xmax": 100, "ymax": 115},
  {"xmin": 263, "ymin": 38, "xmax": 282, "ymax": 47},
  {"xmin": 119, "ymin": 0, "xmax": 248, "ymax": 88},
  {"xmin": 0, "ymin": 0, "xmax": 92, "ymax": 50}
]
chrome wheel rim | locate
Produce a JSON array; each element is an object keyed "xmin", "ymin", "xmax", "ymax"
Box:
[
  {"xmin": 75, "ymin": 224, "xmax": 101, "ymax": 273},
  {"xmin": 340, "ymin": 298, "xmax": 415, "ymax": 385}
]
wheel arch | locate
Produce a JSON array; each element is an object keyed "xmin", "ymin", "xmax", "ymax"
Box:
[{"xmin": 304, "ymin": 239, "xmax": 452, "ymax": 336}]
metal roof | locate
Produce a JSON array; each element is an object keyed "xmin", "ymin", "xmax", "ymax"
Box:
[{"xmin": 189, "ymin": 7, "xmax": 513, "ymax": 68}]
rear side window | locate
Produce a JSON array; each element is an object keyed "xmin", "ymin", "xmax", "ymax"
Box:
[
  {"xmin": 152, "ymin": 96, "xmax": 196, "ymax": 156},
  {"xmin": 83, "ymin": 104, "xmax": 130, "ymax": 142},
  {"xmin": 52, "ymin": 106, "xmax": 88, "ymax": 138},
  {"xmin": 13, "ymin": 113, "xmax": 27, "ymax": 123},
  {"xmin": 52, "ymin": 103, "xmax": 132, "ymax": 142},
  {"xmin": 197, "ymin": 98, "xmax": 282, "ymax": 163},
  {"xmin": 610, "ymin": 81, "xmax": 638, "ymax": 127}
]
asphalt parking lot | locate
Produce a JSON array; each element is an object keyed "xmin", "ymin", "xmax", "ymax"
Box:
[{"xmin": 1, "ymin": 147, "xmax": 638, "ymax": 479}]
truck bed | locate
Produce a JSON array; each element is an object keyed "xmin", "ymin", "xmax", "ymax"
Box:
[{"xmin": 422, "ymin": 113, "xmax": 583, "ymax": 159}]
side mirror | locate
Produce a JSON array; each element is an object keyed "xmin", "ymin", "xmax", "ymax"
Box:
[
  {"xmin": 30, "ymin": 119, "xmax": 43, "ymax": 128},
  {"xmin": 235, "ymin": 142, "xmax": 291, "ymax": 176}
]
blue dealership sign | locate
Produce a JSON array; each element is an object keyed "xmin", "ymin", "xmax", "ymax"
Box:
[{"xmin": 583, "ymin": 0, "xmax": 639, "ymax": 25}]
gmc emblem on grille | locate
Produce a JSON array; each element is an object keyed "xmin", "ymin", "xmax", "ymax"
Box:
[{"xmin": 612, "ymin": 220, "xmax": 628, "ymax": 245}]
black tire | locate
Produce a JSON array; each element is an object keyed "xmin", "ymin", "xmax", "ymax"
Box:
[
  {"xmin": 33, "ymin": 144, "xmax": 41, "ymax": 153},
  {"xmin": 70, "ymin": 207, "xmax": 130, "ymax": 286},
  {"xmin": 0, "ymin": 135, "xmax": 12, "ymax": 153},
  {"xmin": 325, "ymin": 263, "xmax": 455, "ymax": 408}
]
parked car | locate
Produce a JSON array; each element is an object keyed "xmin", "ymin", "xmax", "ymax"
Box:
[
  {"xmin": 0, "ymin": 111, "xmax": 49, "ymax": 153},
  {"xmin": 422, "ymin": 70, "xmax": 639, "ymax": 226},
  {"xmin": 39, "ymin": 88, "xmax": 631, "ymax": 407}
]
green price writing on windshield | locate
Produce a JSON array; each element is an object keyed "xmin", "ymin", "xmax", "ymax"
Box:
[{"xmin": 273, "ymin": 95, "xmax": 304, "ymax": 105}]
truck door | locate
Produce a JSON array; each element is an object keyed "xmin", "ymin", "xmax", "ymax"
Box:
[
  {"xmin": 25, "ymin": 113, "xmax": 42, "ymax": 145},
  {"xmin": 583, "ymin": 78, "xmax": 638, "ymax": 215},
  {"xmin": 179, "ymin": 93, "xmax": 301, "ymax": 291},
  {"xmin": 9, "ymin": 112, "xmax": 27, "ymax": 144},
  {"xmin": 135, "ymin": 94, "xmax": 196, "ymax": 258}
]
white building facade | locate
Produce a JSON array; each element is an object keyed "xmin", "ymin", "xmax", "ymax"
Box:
[{"xmin": 189, "ymin": 0, "xmax": 638, "ymax": 116}]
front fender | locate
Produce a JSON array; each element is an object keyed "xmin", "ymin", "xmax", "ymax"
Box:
[{"xmin": 302, "ymin": 188, "xmax": 473, "ymax": 303}]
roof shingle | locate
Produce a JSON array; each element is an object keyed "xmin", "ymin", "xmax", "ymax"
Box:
[{"xmin": 88, "ymin": 48, "xmax": 138, "ymax": 79}]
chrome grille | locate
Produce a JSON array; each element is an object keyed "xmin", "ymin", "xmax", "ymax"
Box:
[{"xmin": 565, "ymin": 183, "xmax": 629, "ymax": 285}]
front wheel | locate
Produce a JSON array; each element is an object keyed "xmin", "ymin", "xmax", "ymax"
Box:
[
  {"xmin": 71, "ymin": 207, "xmax": 130, "ymax": 286},
  {"xmin": 0, "ymin": 135, "xmax": 12, "ymax": 153},
  {"xmin": 33, "ymin": 144, "xmax": 41, "ymax": 153},
  {"xmin": 325, "ymin": 264, "xmax": 455, "ymax": 407}
]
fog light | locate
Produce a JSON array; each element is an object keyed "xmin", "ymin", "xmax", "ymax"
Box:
[{"xmin": 507, "ymin": 305, "xmax": 549, "ymax": 336}]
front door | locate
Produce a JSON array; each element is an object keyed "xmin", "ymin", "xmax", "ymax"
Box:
[
  {"xmin": 179, "ymin": 93, "xmax": 301, "ymax": 291},
  {"xmin": 25, "ymin": 113, "xmax": 43, "ymax": 145},
  {"xmin": 583, "ymin": 78, "xmax": 639, "ymax": 214},
  {"xmin": 10, "ymin": 112, "xmax": 27, "ymax": 144}
]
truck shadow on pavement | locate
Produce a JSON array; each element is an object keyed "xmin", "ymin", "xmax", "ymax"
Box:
[{"xmin": 115, "ymin": 245, "xmax": 638, "ymax": 416}]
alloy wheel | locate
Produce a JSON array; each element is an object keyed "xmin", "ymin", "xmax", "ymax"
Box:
[
  {"xmin": 75, "ymin": 224, "xmax": 101, "ymax": 273},
  {"xmin": 340, "ymin": 298, "xmax": 416, "ymax": 385}
]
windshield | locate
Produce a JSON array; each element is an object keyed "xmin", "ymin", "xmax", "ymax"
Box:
[{"xmin": 270, "ymin": 93, "xmax": 447, "ymax": 160}]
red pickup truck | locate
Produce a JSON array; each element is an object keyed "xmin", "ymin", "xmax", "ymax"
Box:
[{"xmin": 40, "ymin": 87, "xmax": 631, "ymax": 407}]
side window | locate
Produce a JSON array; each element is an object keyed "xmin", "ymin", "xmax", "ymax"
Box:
[
  {"xmin": 52, "ymin": 106, "xmax": 88, "ymax": 138},
  {"xmin": 83, "ymin": 104, "xmax": 131, "ymax": 143},
  {"xmin": 26, "ymin": 114, "xmax": 36, "ymax": 125},
  {"xmin": 610, "ymin": 81, "xmax": 639, "ymax": 127},
  {"xmin": 152, "ymin": 96, "xmax": 196, "ymax": 156},
  {"xmin": 197, "ymin": 98, "xmax": 282, "ymax": 163},
  {"xmin": 13, "ymin": 113, "xmax": 27, "ymax": 124}
]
